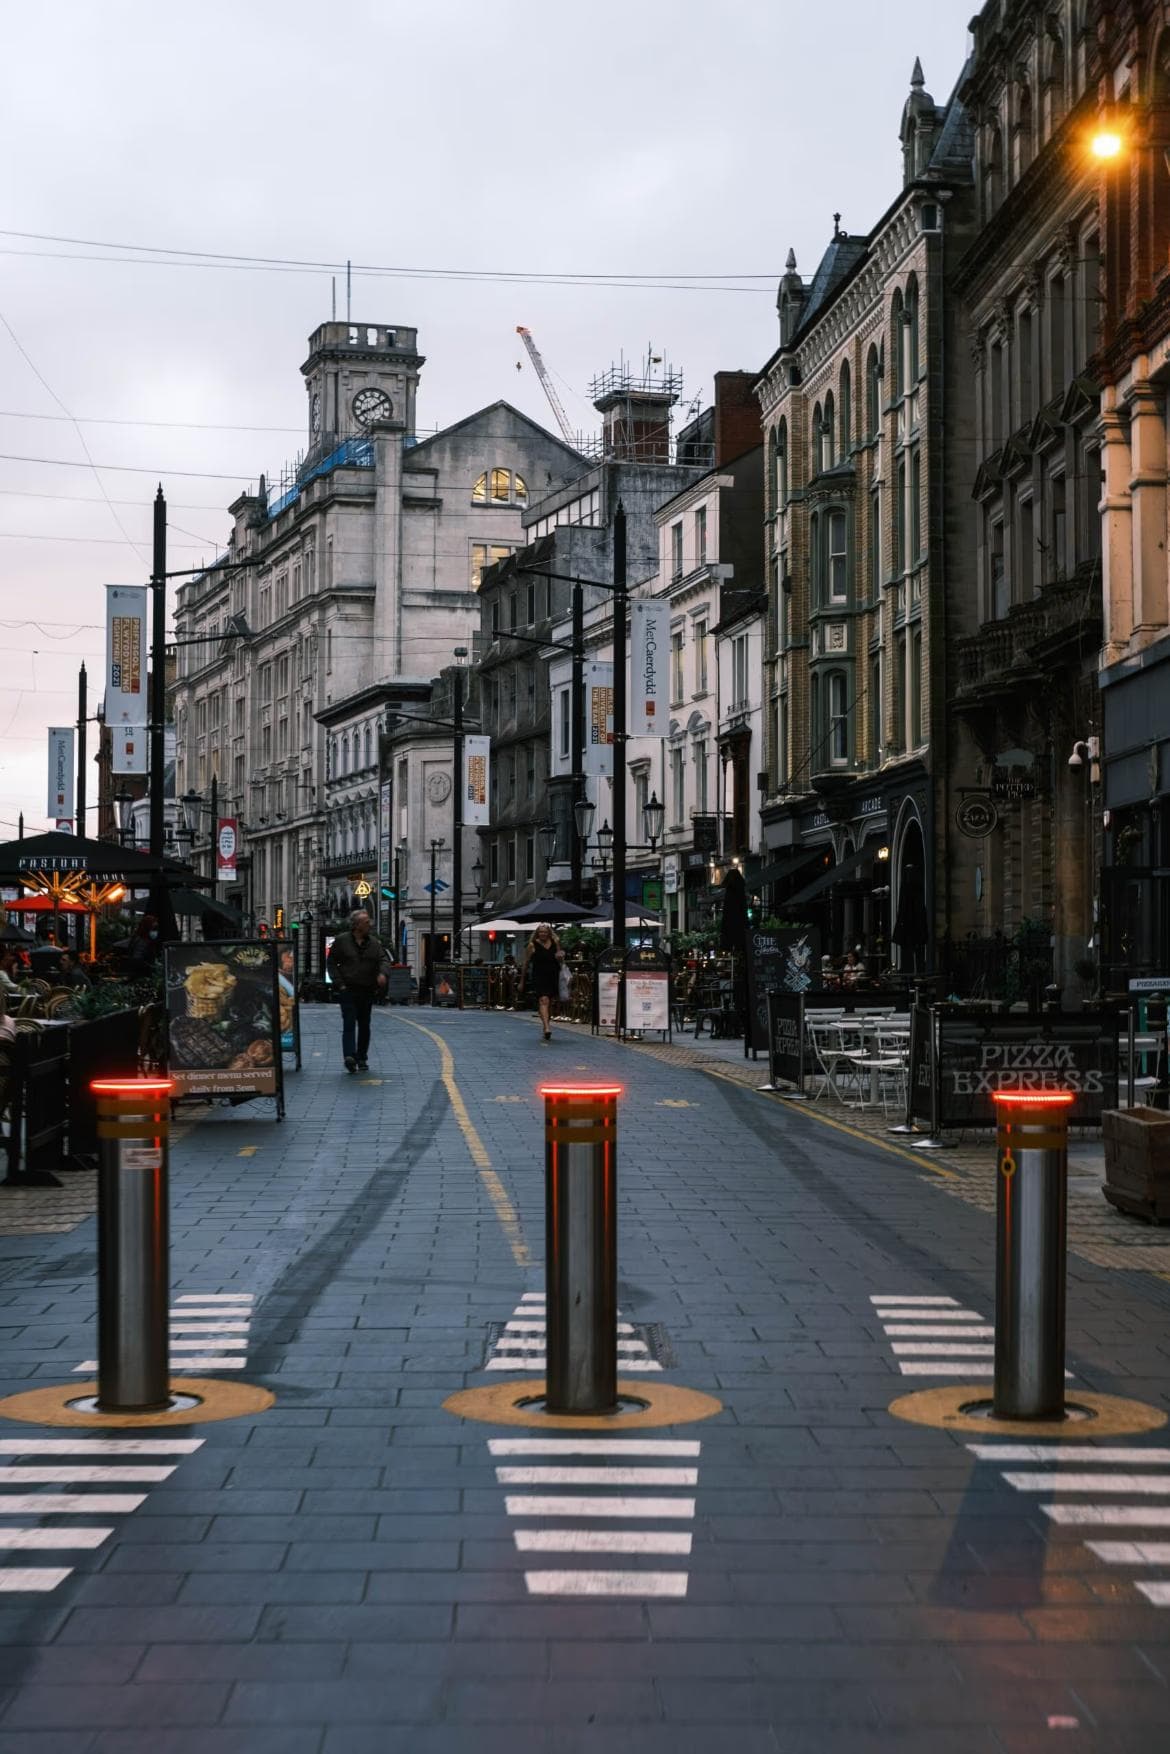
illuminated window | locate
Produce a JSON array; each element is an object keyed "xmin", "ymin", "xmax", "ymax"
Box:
[
  {"xmin": 472, "ymin": 469, "xmax": 528, "ymax": 506},
  {"xmin": 470, "ymin": 542, "xmax": 515, "ymax": 590}
]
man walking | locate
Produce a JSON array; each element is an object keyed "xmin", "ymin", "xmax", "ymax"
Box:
[{"xmin": 326, "ymin": 910, "xmax": 389, "ymax": 1074}]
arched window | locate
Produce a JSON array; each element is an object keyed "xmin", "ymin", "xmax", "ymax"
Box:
[
  {"xmin": 364, "ymin": 726, "xmax": 372, "ymax": 770},
  {"xmin": 472, "ymin": 473, "xmax": 488, "ymax": 503},
  {"xmin": 866, "ymin": 345, "xmax": 882, "ymax": 438},
  {"xmin": 839, "ymin": 361, "xmax": 852, "ymax": 455},
  {"xmin": 984, "ymin": 123, "xmax": 1004, "ymax": 217},
  {"xmin": 514, "ymin": 473, "xmax": 528, "ymax": 503},
  {"xmin": 472, "ymin": 469, "xmax": 527, "ymax": 505},
  {"xmin": 776, "ymin": 418, "xmax": 789, "ymax": 513},
  {"xmin": 1042, "ymin": 31, "xmax": 1066, "ymax": 139},
  {"xmin": 812, "ymin": 402, "xmax": 823, "ymax": 473},
  {"xmin": 1013, "ymin": 85, "xmax": 1034, "ymax": 179},
  {"xmin": 891, "ymin": 291, "xmax": 905, "ymax": 399},
  {"xmin": 341, "ymin": 733, "xmax": 350, "ymax": 775},
  {"xmin": 903, "ymin": 277, "xmax": 919, "ymax": 389},
  {"xmin": 823, "ymin": 391, "xmax": 836, "ymax": 469}
]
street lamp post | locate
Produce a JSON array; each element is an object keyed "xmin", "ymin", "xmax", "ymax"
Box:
[
  {"xmin": 452, "ymin": 652, "xmax": 466, "ymax": 961},
  {"xmin": 611, "ymin": 504, "xmax": 628, "ymax": 953},
  {"xmin": 428, "ymin": 837, "xmax": 445, "ymax": 1002}
]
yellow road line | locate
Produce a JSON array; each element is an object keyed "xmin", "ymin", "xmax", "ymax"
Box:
[{"xmin": 396, "ymin": 1016, "xmax": 530, "ymax": 1266}]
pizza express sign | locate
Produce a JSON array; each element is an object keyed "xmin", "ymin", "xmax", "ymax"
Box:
[{"xmin": 935, "ymin": 1009, "xmax": 1118, "ymax": 1127}]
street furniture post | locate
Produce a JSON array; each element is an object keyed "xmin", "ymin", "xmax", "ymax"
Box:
[
  {"xmin": 991, "ymin": 1089, "xmax": 1074, "ymax": 1421},
  {"xmin": 92, "ymin": 1077, "xmax": 174, "ymax": 1413},
  {"xmin": 542, "ymin": 1083, "xmax": 620, "ymax": 1414}
]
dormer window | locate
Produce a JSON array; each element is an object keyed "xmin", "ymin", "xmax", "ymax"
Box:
[{"xmin": 472, "ymin": 469, "xmax": 528, "ymax": 505}]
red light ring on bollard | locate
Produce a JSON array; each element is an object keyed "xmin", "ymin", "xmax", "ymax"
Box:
[
  {"xmin": 91, "ymin": 1079, "xmax": 175, "ymax": 1098},
  {"xmin": 989, "ymin": 1090, "xmax": 1076, "ymax": 1108},
  {"xmin": 992, "ymin": 1088, "xmax": 1074, "ymax": 1152},
  {"xmin": 539, "ymin": 1085, "xmax": 623, "ymax": 1099}
]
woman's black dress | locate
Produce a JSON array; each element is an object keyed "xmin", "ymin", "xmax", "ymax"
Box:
[{"xmin": 527, "ymin": 941, "xmax": 561, "ymax": 998}]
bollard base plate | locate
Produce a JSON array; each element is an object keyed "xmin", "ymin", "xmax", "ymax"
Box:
[
  {"xmin": 889, "ymin": 1384, "xmax": 1166, "ymax": 1439},
  {"xmin": 0, "ymin": 1377, "xmax": 275, "ymax": 1429},
  {"xmin": 445, "ymin": 1377, "xmax": 722, "ymax": 1431}
]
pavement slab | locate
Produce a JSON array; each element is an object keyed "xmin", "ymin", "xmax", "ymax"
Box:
[{"xmin": 0, "ymin": 1002, "xmax": 1169, "ymax": 1748}]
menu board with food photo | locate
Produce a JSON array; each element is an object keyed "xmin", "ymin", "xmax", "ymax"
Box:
[{"xmin": 164, "ymin": 942, "xmax": 284, "ymax": 1105}]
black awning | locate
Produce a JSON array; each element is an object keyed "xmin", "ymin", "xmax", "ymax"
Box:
[
  {"xmin": 785, "ymin": 845, "xmax": 873, "ymax": 907},
  {"xmin": 170, "ymin": 889, "xmax": 244, "ymax": 929},
  {"xmin": 755, "ymin": 846, "xmax": 826, "ymax": 888}
]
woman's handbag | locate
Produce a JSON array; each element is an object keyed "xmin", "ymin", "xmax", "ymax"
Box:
[{"xmin": 558, "ymin": 963, "xmax": 572, "ymax": 1004}]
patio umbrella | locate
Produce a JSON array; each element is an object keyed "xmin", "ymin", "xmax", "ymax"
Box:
[
  {"xmin": 0, "ymin": 919, "xmax": 34, "ymax": 944},
  {"xmin": 479, "ymin": 897, "xmax": 599, "ymax": 925},
  {"xmin": 4, "ymin": 895, "xmax": 88, "ymax": 915}
]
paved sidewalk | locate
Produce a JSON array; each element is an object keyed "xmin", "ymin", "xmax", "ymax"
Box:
[{"xmin": 0, "ymin": 1003, "xmax": 1168, "ymax": 1749}]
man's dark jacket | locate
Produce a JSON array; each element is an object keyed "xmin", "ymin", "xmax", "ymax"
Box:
[{"xmin": 327, "ymin": 931, "xmax": 391, "ymax": 995}]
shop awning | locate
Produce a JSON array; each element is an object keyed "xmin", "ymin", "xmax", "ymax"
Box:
[
  {"xmin": 754, "ymin": 846, "xmax": 827, "ymax": 888},
  {"xmin": 785, "ymin": 845, "xmax": 874, "ymax": 907},
  {"xmin": 170, "ymin": 889, "xmax": 244, "ymax": 930}
]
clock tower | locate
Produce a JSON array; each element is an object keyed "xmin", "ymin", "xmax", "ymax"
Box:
[{"xmin": 301, "ymin": 321, "xmax": 424, "ymax": 452}]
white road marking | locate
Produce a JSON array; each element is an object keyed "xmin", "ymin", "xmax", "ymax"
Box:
[
  {"xmin": 523, "ymin": 1570, "xmax": 688, "ymax": 1597},
  {"xmin": 495, "ymin": 1466, "xmax": 698, "ymax": 1488},
  {"xmin": 174, "ymin": 1294, "xmax": 254, "ymax": 1303},
  {"xmin": 0, "ymin": 1569, "xmax": 73, "ymax": 1592},
  {"xmin": 0, "ymin": 1528, "xmax": 112, "ymax": 1550},
  {"xmin": 970, "ymin": 1446, "xmax": 1170, "ymax": 1464},
  {"xmin": 505, "ymin": 1321, "xmax": 549, "ymax": 1333},
  {"xmin": 169, "ymin": 1323, "xmax": 250, "ymax": 1334},
  {"xmin": 486, "ymin": 1357, "xmax": 662, "ymax": 1373},
  {"xmin": 875, "ymin": 1309, "xmax": 986, "ymax": 1322},
  {"xmin": 74, "ymin": 1359, "xmax": 247, "ymax": 1372},
  {"xmin": 0, "ymin": 1495, "xmax": 146, "ymax": 1513},
  {"xmin": 0, "ymin": 1440, "xmax": 202, "ymax": 1456},
  {"xmin": 891, "ymin": 1342, "xmax": 995, "ymax": 1356},
  {"xmin": 1135, "ymin": 1582, "xmax": 1170, "ymax": 1605},
  {"xmin": 870, "ymin": 1296, "xmax": 959, "ymax": 1306},
  {"xmin": 883, "ymin": 1325, "xmax": 995, "ymax": 1338},
  {"xmin": 897, "ymin": 1362, "xmax": 995, "ymax": 1376},
  {"xmin": 1043, "ymin": 1506, "xmax": 1170, "ymax": 1526},
  {"xmin": 505, "ymin": 1495, "xmax": 696, "ymax": 1519},
  {"xmin": 489, "ymin": 1439, "xmax": 701, "ymax": 1458},
  {"xmin": 0, "ymin": 1466, "xmax": 175, "ymax": 1485},
  {"xmin": 1086, "ymin": 1542, "xmax": 1170, "ymax": 1564},
  {"xmin": 520, "ymin": 1293, "xmax": 545, "ymax": 1303},
  {"xmin": 169, "ymin": 1338, "xmax": 248, "ymax": 1351},
  {"xmin": 514, "ymin": 1529, "xmax": 693, "ymax": 1554},
  {"xmin": 492, "ymin": 1339, "xmax": 547, "ymax": 1351},
  {"xmin": 1005, "ymin": 1473, "xmax": 1170, "ymax": 1495}
]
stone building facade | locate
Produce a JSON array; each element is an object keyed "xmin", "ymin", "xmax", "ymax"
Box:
[
  {"xmin": 755, "ymin": 64, "xmax": 976, "ymax": 971},
  {"xmin": 949, "ymin": 0, "xmax": 1105, "ymax": 998},
  {"xmin": 170, "ymin": 319, "xmax": 581, "ymax": 933}
]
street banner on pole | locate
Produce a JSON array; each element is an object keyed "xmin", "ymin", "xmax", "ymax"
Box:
[
  {"xmin": 379, "ymin": 779, "xmax": 392, "ymax": 885},
  {"xmin": 47, "ymin": 727, "xmax": 74, "ymax": 820},
  {"xmin": 584, "ymin": 663, "xmax": 614, "ymax": 777},
  {"xmin": 628, "ymin": 599, "xmax": 668, "ymax": 737},
  {"xmin": 104, "ymin": 586, "xmax": 148, "ymax": 725},
  {"xmin": 216, "ymin": 819, "xmax": 238, "ymax": 883},
  {"xmin": 463, "ymin": 735, "xmax": 491, "ymax": 826},
  {"xmin": 111, "ymin": 724, "xmax": 147, "ymax": 776}
]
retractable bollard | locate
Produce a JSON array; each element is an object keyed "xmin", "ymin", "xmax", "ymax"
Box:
[
  {"xmin": 542, "ymin": 1084, "xmax": 620, "ymax": 1415},
  {"xmin": 92, "ymin": 1078, "xmax": 174, "ymax": 1413},
  {"xmin": 991, "ymin": 1089, "xmax": 1074, "ymax": 1421}
]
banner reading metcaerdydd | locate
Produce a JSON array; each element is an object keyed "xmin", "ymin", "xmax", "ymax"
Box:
[
  {"xmin": 165, "ymin": 941, "xmax": 282, "ymax": 1101},
  {"xmin": 463, "ymin": 735, "xmax": 491, "ymax": 827},
  {"xmin": 628, "ymin": 599, "xmax": 668, "ymax": 737},
  {"xmin": 583, "ymin": 663, "xmax": 614, "ymax": 777},
  {"xmin": 47, "ymin": 727, "xmax": 74, "ymax": 819},
  {"xmin": 104, "ymin": 586, "xmax": 148, "ymax": 726}
]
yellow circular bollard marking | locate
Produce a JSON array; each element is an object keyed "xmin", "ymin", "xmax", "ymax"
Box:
[
  {"xmin": 444, "ymin": 1377, "xmax": 723, "ymax": 1431},
  {"xmin": 889, "ymin": 1383, "xmax": 1166, "ymax": 1439},
  {"xmin": 0, "ymin": 1378, "xmax": 275, "ymax": 1429}
]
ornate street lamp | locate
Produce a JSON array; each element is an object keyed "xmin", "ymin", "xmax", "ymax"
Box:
[
  {"xmin": 595, "ymin": 819, "xmax": 614, "ymax": 870},
  {"xmin": 180, "ymin": 789, "xmax": 203, "ymax": 841},
  {"xmin": 538, "ymin": 820, "xmax": 558, "ymax": 865},
  {"xmin": 574, "ymin": 798, "xmax": 596, "ymax": 847},
  {"xmin": 642, "ymin": 791, "xmax": 665, "ymax": 852}
]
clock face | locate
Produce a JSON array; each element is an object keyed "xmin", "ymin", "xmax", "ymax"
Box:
[
  {"xmin": 352, "ymin": 387, "xmax": 393, "ymax": 429},
  {"xmin": 310, "ymin": 391, "xmax": 321, "ymax": 436},
  {"xmin": 427, "ymin": 772, "xmax": 452, "ymax": 805}
]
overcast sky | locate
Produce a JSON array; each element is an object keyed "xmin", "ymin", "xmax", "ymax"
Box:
[{"xmin": 0, "ymin": 0, "xmax": 969, "ymax": 835}]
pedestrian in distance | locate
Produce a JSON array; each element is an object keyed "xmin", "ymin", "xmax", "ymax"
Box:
[
  {"xmin": 521, "ymin": 922, "xmax": 564, "ymax": 1044},
  {"xmin": 326, "ymin": 909, "xmax": 390, "ymax": 1074}
]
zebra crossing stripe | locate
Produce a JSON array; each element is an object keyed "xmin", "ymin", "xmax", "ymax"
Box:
[
  {"xmin": 0, "ymin": 1439, "xmax": 200, "ymax": 1455},
  {"xmin": 1043, "ymin": 1506, "xmax": 1170, "ymax": 1526},
  {"xmin": 504, "ymin": 1495, "xmax": 696, "ymax": 1519},
  {"xmin": 489, "ymin": 1439, "xmax": 700, "ymax": 1458},
  {"xmin": 1004, "ymin": 1474, "xmax": 1170, "ymax": 1495},
  {"xmin": 513, "ymin": 1530, "xmax": 693, "ymax": 1553},
  {"xmin": 870, "ymin": 1296, "xmax": 959, "ymax": 1306},
  {"xmin": 0, "ymin": 1529, "xmax": 112, "ymax": 1550},
  {"xmin": 1135, "ymin": 1582, "xmax": 1170, "ymax": 1605},
  {"xmin": 495, "ymin": 1466, "xmax": 698, "ymax": 1488},
  {"xmin": 1086, "ymin": 1542, "xmax": 1170, "ymax": 1564},
  {"xmin": 0, "ymin": 1467, "xmax": 175, "ymax": 1485},
  {"xmin": 0, "ymin": 1569, "xmax": 72, "ymax": 1592},
  {"xmin": 969, "ymin": 1445, "xmax": 1170, "ymax": 1463},
  {"xmin": 523, "ymin": 1570, "xmax": 687, "ymax": 1597}
]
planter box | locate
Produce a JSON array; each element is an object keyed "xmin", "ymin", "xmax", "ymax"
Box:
[{"xmin": 1102, "ymin": 1106, "xmax": 1170, "ymax": 1223}]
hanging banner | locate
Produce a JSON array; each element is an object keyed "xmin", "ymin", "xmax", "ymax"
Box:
[
  {"xmin": 628, "ymin": 600, "xmax": 669, "ymax": 737},
  {"xmin": 464, "ymin": 734, "xmax": 491, "ymax": 827},
  {"xmin": 584, "ymin": 663, "xmax": 614, "ymax": 777},
  {"xmin": 104, "ymin": 586, "xmax": 148, "ymax": 725},
  {"xmin": 47, "ymin": 727, "xmax": 74, "ymax": 819},
  {"xmin": 379, "ymin": 779, "xmax": 392, "ymax": 884},
  {"xmin": 111, "ymin": 723, "xmax": 147, "ymax": 776},
  {"xmin": 216, "ymin": 819, "xmax": 238, "ymax": 883}
]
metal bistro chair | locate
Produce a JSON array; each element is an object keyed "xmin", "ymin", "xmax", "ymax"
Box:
[{"xmin": 807, "ymin": 1019, "xmax": 863, "ymax": 1105}]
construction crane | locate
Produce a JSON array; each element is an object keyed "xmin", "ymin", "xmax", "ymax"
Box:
[{"xmin": 516, "ymin": 325, "xmax": 575, "ymax": 446}]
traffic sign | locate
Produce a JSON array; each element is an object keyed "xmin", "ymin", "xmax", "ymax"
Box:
[{"xmin": 423, "ymin": 879, "xmax": 450, "ymax": 894}]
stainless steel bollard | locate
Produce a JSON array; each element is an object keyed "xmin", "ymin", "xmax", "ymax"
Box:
[
  {"xmin": 92, "ymin": 1078, "xmax": 174, "ymax": 1413},
  {"xmin": 991, "ymin": 1089, "xmax": 1073, "ymax": 1421},
  {"xmin": 542, "ymin": 1083, "xmax": 620, "ymax": 1415}
]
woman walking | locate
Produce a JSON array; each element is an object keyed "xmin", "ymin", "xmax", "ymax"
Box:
[{"xmin": 521, "ymin": 923, "xmax": 564, "ymax": 1043}]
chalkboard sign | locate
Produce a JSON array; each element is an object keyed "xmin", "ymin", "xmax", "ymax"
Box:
[
  {"xmin": 766, "ymin": 992, "xmax": 805, "ymax": 1090},
  {"xmin": 907, "ymin": 1004, "xmax": 935, "ymax": 1130},
  {"xmin": 594, "ymin": 948, "xmax": 625, "ymax": 1034},
  {"xmin": 744, "ymin": 927, "xmax": 821, "ymax": 1058},
  {"xmin": 461, "ymin": 966, "xmax": 490, "ymax": 1009},
  {"xmin": 432, "ymin": 964, "xmax": 460, "ymax": 1007},
  {"xmin": 934, "ymin": 1007, "xmax": 1120, "ymax": 1129},
  {"xmin": 385, "ymin": 965, "xmax": 413, "ymax": 1005}
]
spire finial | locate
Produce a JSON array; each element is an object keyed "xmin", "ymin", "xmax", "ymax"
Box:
[
  {"xmin": 911, "ymin": 56, "xmax": 925, "ymax": 88},
  {"xmin": 833, "ymin": 212, "xmax": 842, "ymax": 238},
  {"xmin": 785, "ymin": 247, "xmax": 797, "ymax": 272}
]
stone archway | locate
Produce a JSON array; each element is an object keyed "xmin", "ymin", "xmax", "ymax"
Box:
[{"xmin": 891, "ymin": 803, "xmax": 927, "ymax": 975}]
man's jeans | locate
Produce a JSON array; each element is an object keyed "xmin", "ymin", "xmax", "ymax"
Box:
[{"xmin": 338, "ymin": 990, "xmax": 374, "ymax": 1063}]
